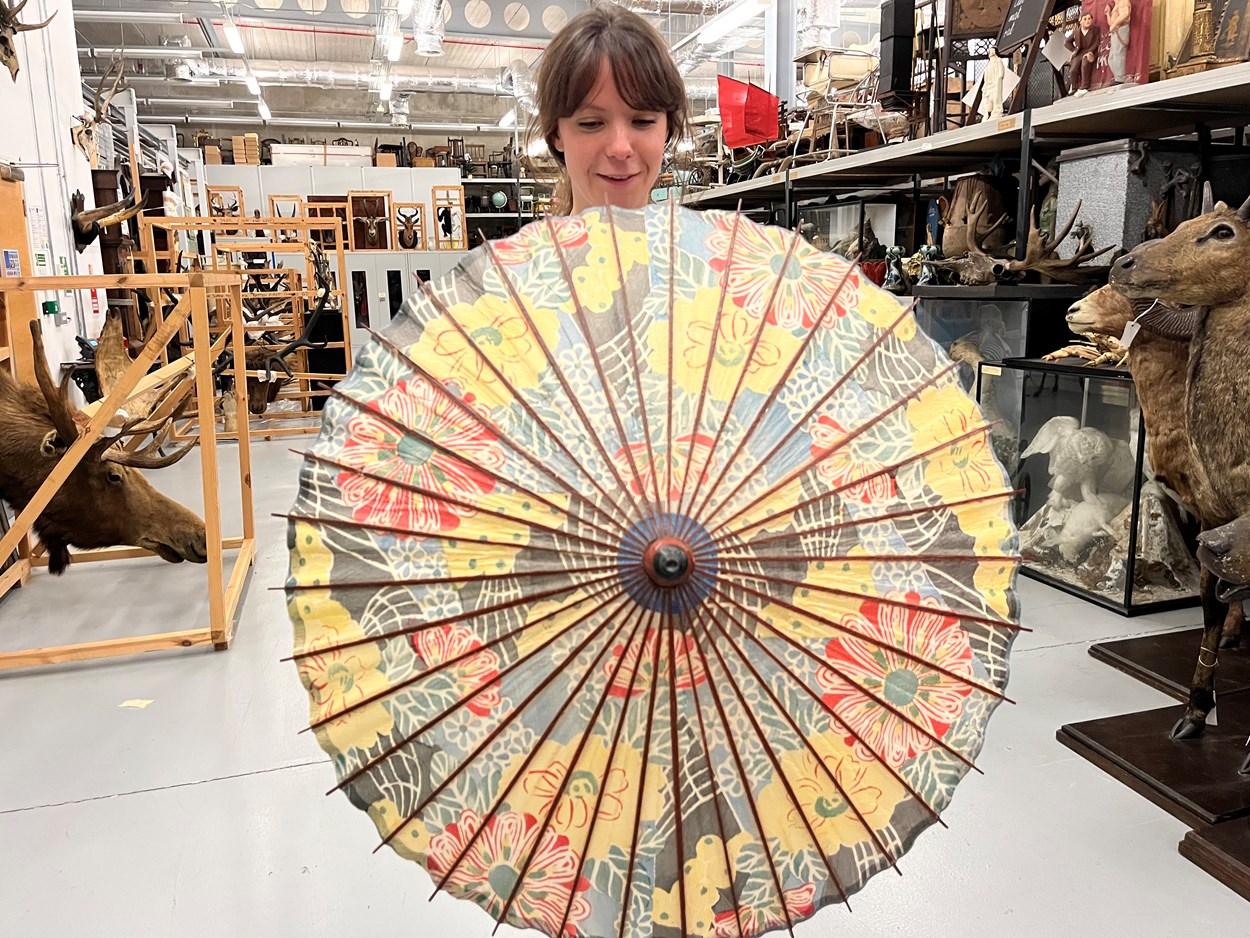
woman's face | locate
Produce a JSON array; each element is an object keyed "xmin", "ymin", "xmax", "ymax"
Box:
[{"xmin": 552, "ymin": 60, "xmax": 668, "ymax": 215}]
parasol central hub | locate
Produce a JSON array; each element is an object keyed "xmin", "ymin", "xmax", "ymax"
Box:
[{"xmin": 644, "ymin": 537, "xmax": 694, "ymax": 587}]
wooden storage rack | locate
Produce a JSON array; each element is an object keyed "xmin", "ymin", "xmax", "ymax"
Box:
[{"xmin": 0, "ymin": 272, "xmax": 256, "ymax": 669}]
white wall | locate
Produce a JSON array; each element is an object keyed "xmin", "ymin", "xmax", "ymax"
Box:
[{"xmin": 0, "ymin": 0, "xmax": 105, "ymax": 366}]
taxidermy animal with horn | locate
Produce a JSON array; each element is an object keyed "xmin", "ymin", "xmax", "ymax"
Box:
[
  {"xmin": 1110, "ymin": 185, "xmax": 1250, "ymax": 740},
  {"xmin": 396, "ymin": 207, "xmax": 421, "ymax": 249},
  {"xmin": 361, "ymin": 198, "xmax": 384, "ymax": 248},
  {"xmin": 72, "ymin": 53, "xmax": 125, "ymax": 168},
  {"xmin": 0, "ymin": 0, "xmax": 56, "ymax": 81},
  {"xmin": 0, "ymin": 321, "xmax": 206, "ymax": 575},
  {"xmin": 1065, "ymin": 283, "xmax": 1243, "ymax": 648},
  {"xmin": 214, "ymin": 245, "xmax": 335, "ymax": 416},
  {"xmin": 71, "ymin": 186, "xmax": 143, "ymax": 253}
]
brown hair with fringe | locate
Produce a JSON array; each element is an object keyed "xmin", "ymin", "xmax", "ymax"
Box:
[{"xmin": 531, "ymin": 4, "xmax": 689, "ymax": 213}]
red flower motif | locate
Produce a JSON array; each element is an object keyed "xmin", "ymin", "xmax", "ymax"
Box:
[
  {"xmin": 816, "ymin": 593, "xmax": 974, "ymax": 767},
  {"xmin": 336, "ymin": 377, "xmax": 507, "ymax": 533},
  {"xmin": 808, "ymin": 415, "xmax": 898, "ymax": 505},
  {"xmin": 713, "ymin": 882, "xmax": 816, "ymax": 937},
  {"xmin": 426, "ymin": 810, "xmax": 592, "ymax": 935},
  {"xmin": 603, "ymin": 627, "xmax": 707, "ymax": 697},
  {"xmin": 707, "ymin": 216, "xmax": 857, "ymax": 330},
  {"xmin": 412, "ymin": 625, "xmax": 502, "ymax": 717},
  {"xmin": 490, "ymin": 216, "xmax": 590, "ymax": 266},
  {"xmin": 610, "ymin": 433, "xmax": 716, "ymax": 505}
]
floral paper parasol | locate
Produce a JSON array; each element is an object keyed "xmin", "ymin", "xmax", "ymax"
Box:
[{"xmin": 286, "ymin": 203, "xmax": 1021, "ymax": 937}]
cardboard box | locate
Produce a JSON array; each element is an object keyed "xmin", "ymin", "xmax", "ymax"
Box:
[
  {"xmin": 375, "ymin": 153, "xmax": 398, "ymax": 167},
  {"xmin": 204, "ymin": 145, "xmax": 222, "ymax": 165},
  {"xmin": 413, "ymin": 157, "xmax": 435, "ymax": 167}
]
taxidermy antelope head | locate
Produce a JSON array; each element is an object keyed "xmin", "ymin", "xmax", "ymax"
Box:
[
  {"xmin": 274, "ymin": 203, "xmax": 300, "ymax": 243},
  {"xmin": 71, "ymin": 187, "xmax": 144, "ymax": 253},
  {"xmin": 0, "ymin": 320, "xmax": 206, "ymax": 575},
  {"xmin": 0, "ymin": 0, "xmax": 56, "ymax": 82},
  {"xmin": 362, "ymin": 198, "xmax": 383, "ymax": 248},
  {"xmin": 72, "ymin": 53, "xmax": 125, "ymax": 168},
  {"xmin": 396, "ymin": 207, "xmax": 420, "ymax": 249},
  {"xmin": 1111, "ymin": 192, "xmax": 1250, "ymax": 307},
  {"xmin": 215, "ymin": 245, "xmax": 334, "ymax": 416}
]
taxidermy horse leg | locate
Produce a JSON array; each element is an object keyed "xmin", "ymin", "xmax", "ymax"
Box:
[
  {"xmin": 1221, "ymin": 600, "xmax": 1244, "ymax": 649},
  {"xmin": 1172, "ymin": 567, "xmax": 1229, "ymax": 739}
]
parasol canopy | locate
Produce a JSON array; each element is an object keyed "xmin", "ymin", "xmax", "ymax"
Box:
[{"xmin": 287, "ymin": 203, "xmax": 1021, "ymax": 937}]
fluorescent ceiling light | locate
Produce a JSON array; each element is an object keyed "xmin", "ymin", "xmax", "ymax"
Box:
[
  {"xmin": 379, "ymin": 79, "xmax": 393, "ymax": 101},
  {"xmin": 498, "ymin": 107, "xmax": 516, "ymax": 128},
  {"xmin": 257, "ymin": 97, "xmax": 271, "ymax": 121},
  {"xmin": 244, "ymin": 72, "xmax": 260, "ymax": 95},
  {"xmin": 387, "ymin": 32, "xmax": 404, "ymax": 62},
  {"xmin": 698, "ymin": 0, "xmax": 771, "ymax": 46},
  {"xmin": 222, "ymin": 20, "xmax": 245, "ymax": 55},
  {"xmin": 397, "ymin": 0, "xmax": 415, "ymax": 17}
]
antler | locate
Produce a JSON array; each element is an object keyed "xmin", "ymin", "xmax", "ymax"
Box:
[
  {"xmin": 28, "ymin": 319, "xmax": 81, "ymax": 448},
  {"xmin": 6, "ymin": 0, "xmax": 57, "ymax": 31},
  {"xmin": 94, "ymin": 53, "xmax": 126, "ymax": 121},
  {"xmin": 1002, "ymin": 200, "xmax": 1116, "ymax": 283}
]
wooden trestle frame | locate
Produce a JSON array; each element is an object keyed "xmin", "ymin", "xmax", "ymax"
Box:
[
  {"xmin": 139, "ymin": 215, "xmax": 351, "ymax": 441},
  {"xmin": 0, "ymin": 272, "xmax": 256, "ymax": 670}
]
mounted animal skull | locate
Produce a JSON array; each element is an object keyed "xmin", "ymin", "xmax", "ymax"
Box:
[
  {"xmin": 0, "ymin": 0, "xmax": 56, "ymax": 82},
  {"xmin": 0, "ymin": 321, "xmax": 206, "ymax": 575},
  {"xmin": 71, "ymin": 186, "xmax": 144, "ymax": 253},
  {"xmin": 72, "ymin": 53, "xmax": 125, "ymax": 168},
  {"xmin": 396, "ymin": 206, "xmax": 421, "ymax": 249}
]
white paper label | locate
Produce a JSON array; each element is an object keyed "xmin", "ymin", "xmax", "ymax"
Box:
[{"xmin": 1119, "ymin": 320, "xmax": 1142, "ymax": 349}]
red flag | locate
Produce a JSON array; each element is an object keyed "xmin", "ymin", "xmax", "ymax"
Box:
[{"xmin": 718, "ymin": 75, "xmax": 779, "ymax": 148}]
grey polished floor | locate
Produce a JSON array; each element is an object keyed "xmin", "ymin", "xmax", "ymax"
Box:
[{"xmin": 1, "ymin": 440, "xmax": 1247, "ymax": 936}]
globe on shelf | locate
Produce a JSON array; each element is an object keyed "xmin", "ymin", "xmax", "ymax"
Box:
[{"xmin": 490, "ymin": 190, "xmax": 508, "ymax": 210}]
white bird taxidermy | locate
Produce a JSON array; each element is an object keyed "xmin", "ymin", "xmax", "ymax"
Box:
[{"xmin": 1021, "ymin": 415, "xmax": 1118, "ymax": 507}]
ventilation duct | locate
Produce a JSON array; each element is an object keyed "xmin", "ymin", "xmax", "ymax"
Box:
[{"xmin": 412, "ymin": 0, "xmax": 446, "ymax": 57}]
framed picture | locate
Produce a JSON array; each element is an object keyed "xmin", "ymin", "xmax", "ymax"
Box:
[
  {"xmin": 432, "ymin": 186, "xmax": 467, "ymax": 252},
  {"xmin": 1214, "ymin": 0, "xmax": 1250, "ymax": 61}
]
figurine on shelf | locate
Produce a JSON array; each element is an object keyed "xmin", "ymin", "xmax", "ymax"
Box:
[
  {"xmin": 981, "ymin": 52, "xmax": 1007, "ymax": 120},
  {"xmin": 915, "ymin": 243, "xmax": 943, "ymax": 286},
  {"xmin": 1066, "ymin": 11, "xmax": 1101, "ymax": 94},
  {"xmin": 1105, "ymin": 0, "xmax": 1132, "ymax": 83},
  {"xmin": 883, "ymin": 245, "xmax": 910, "ymax": 294}
]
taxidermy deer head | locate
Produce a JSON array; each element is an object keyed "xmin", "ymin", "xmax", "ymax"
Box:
[
  {"xmin": 0, "ymin": 0, "xmax": 56, "ymax": 82},
  {"xmin": 1111, "ymin": 193, "xmax": 1250, "ymax": 307},
  {"xmin": 0, "ymin": 320, "xmax": 206, "ymax": 575},
  {"xmin": 72, "ymin": 53, "xmax": 125, "ymax": 168},
  {"xmin": 71, "ymin": 187, "xmax": 144, "ymax": 253},
  {"xmin": 362, "ymin": 198, "xmax": 383, "ymax": 247},
  {"xmin": 396, "ymin": 207, "xmax": 420, "ymax": 249}
]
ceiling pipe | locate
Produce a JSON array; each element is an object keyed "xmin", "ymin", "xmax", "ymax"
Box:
[
  {"xmin": 177, "ymin": 57, "xmax": 515, "ymax": 95},
  {"xmin": 72, "ymin": 10, "xmax": 193, "ymax": 24},
  {"xmin": 144, "ymin": 114, "xmax": 519, "ymax": 133},
  {"xmin": 80, "ymin": 46, "xmax": 205, "ymax": 59}
]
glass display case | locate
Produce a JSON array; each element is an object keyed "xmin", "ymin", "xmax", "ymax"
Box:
[{"xmin": 978, "ymin": 357, "xmax": 1200, "ymax": 616}]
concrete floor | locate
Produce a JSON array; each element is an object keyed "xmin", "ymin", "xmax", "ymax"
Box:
[{"xmin": 1, "ymin": 440, "xmax": 1248, "ymax": 936}]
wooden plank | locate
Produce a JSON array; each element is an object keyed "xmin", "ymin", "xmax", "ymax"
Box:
[
  {"xmin": 0, "ymin": 273, "xmax": 239, "ymax": 290},
  {"xmin": 191, "ymin": 284, "xmax": 228, "ymax": 642},
  {"xmin": 216, "ymin": 536, "xmax": 257, "ymax": 646},
  {"xmin": 231, "ymin": 283, "xmax": 256, "ymax": 543},
  {"xmin": 0, "ymin": 557, "xmax": 31, "ymax": 599},
  {"xmin": 0, "ymin": 628, "xmax": 216, "ymax": 671}
]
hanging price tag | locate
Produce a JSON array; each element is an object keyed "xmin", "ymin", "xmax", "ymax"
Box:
[{"xmin": 1119, "ymin": 319, "xmax": 1142, "ymax": 348}]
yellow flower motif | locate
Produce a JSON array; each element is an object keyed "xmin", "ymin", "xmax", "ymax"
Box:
[
  {"xmin": 648, "ymin": 286, "xmax": 802, "ymax": 399},
  {"xmin": 559, "ymin": 219, "xmax": 650, "ymax": 315},
  {"xmin": 410, "ymin": 293, "xmax": 555, "ymax": 400},
  {"xmin": 855, "ymin": 281, "xmax": 916, "ymax": 341},
  {"xmin": 289, "ymin": 522, "xmax": 396, "ymax": 753},
  {"xmin": 974, "ymin": 552, "xmax": 1015, "ymax": 619},
  {"xmin": 756, "ymin": 731, "xmax": 907, "ymax": 856}
]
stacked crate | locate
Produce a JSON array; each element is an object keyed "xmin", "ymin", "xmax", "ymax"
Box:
[{"xmin": 232, "ymin": 134, "xmax": 261, "ymax": 165}]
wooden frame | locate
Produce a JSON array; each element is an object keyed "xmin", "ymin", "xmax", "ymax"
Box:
[
  {"xmin": 347, "ymin": 189, "xmax": 392, "ymax": 251},
  {"xmin": 306, "ymin": 197, "xmax": 350, "ymax": 250},
  {"xmin": 268, "ymin": 194, "xmax": 306, "ymax": 243},
  {"xmin": 0, "ymin": 272, "xmax": 256, "ymax": 670},
  {"xmin": 392, "ymin": 201, "xmax": 428, "ymax": 250},
  {"xmin": 205, "ymin": 185, "xmax": 246, "ymax": 234},
  {"xmin": 432, "ymin": 185, "xmax": 468, "ymax": 251},
  {"xmin": 139, "ymin": 214, "xmax": 351, "ymax": 443}
]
